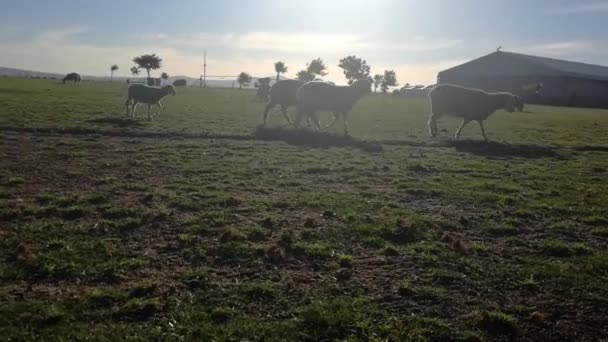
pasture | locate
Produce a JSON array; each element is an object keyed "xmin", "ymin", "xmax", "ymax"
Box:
[{"xmin": 1, "ymin": 78, "xmax": 608, "ymax": 340}]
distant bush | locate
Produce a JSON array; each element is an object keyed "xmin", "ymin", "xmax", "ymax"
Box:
[{"xmin": 173, "ymin": 79, "xmax": 187, "ymax": 87}]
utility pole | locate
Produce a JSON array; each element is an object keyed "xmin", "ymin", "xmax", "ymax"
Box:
[{"xmin": 203, "ymin": 50, "xmax": 207, "ymax": 88}]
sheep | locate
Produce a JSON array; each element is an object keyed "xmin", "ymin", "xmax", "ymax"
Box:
[
  {"xmin": 262, "ymin": 79, "xmax": 304, "ymax": 126},
  {"xmin": 428, "ymin": 84, "xmax": 516, "ymax": 141},
  {"xmin": 62, "ymin": 72, "xmax": 81, "ymax": 84},
  {"xmin": 125, "ymin": 84, "xmax": 177, "ymax": 120},
  {"xmin": 294, "ymin": 79, "xmax": 372, "ymax": 136}
]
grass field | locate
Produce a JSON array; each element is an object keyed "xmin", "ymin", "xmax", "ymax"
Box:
[{"xmin": 1, "ymin": 78, "xmax": 608, "ymax": 341}]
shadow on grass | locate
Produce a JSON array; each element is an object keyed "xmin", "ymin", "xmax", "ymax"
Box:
[
  {"xmin": 0, "ymin": 126, "xmax": 253, "ymax": 141},
  {"xmin": 254, "ymin": 126, "xmax": 383, "ymax": 153},
  {"xmin": 87, "ymin": 117, "xmax": 144, "ymax": 128},
  {"xmin": 571, "ymin": 145, "xmax": 608, "ymax": 153},
  {"xmin": 0, "ymin": 88, "xmax": 35, "ymax": 95},
  {"xmin": 446, "ymin": 139, "xmax": 560, "ymax": 159}
]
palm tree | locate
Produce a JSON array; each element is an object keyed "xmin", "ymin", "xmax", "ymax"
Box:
[
  {"xmin": 110, "ymin": 65, "xmax": 119, "ymax": 82},
  {"xmin": 274, "ymin": 61, "xmax": 288, "ymax": 81},
  {"xmin": 130, "ymin": 66, "xmax": 139, "ymax": 81},
  {"xmin": 373, "ymin": 74, "xmax": 384, "ymax": 93}
]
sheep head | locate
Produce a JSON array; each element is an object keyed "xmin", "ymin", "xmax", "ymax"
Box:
[
  {"xmin": 162, "ymin": 85, "xmax": 177, "ymax": 96},
  {"xmin": 502, "ymin": 94, "xmax": 516, "ymax": 113},
  {"xmin": 352, "ymin": 79, "xmax": 372, "ymax": 95}
]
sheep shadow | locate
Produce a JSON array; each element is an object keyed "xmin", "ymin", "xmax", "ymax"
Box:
[
  {"xmin": 446, "ymin": 140, "xmax": 560, "ymax": 159},
  {"xmin": 571, "ymin": 145, "xmax": 608, "ymax": 153},
  {"xmin": 87, "ymin": 117, "xmax": 144, "ymax": 128},
  {"xmin": 254, "ymin": 126, "xmax": 383, "ymax": 153},
  {"xmin": 0, "ymin": 88, "xmax": 35, "ymax": 95}
]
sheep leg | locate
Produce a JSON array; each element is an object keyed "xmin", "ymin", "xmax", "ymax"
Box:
[
  {"xmin": 125, "ymin": 98, "xmax": 131, "ymax": 116},
  {"xmin": 131, "ymin": 101, "xmax": 138, "ymax": 118},
  {"xmin": 343, "ymin": 112, "xmax": 349, "ymax": 136},
  {"xmin": 324, "ymin": 112, "xmax": 339, "ymax": 129},
  {"xmin": 477, "ymin": 120, "xmax": 488, "ymax": 141},
  {"xmin": 262, "ymin": 101, "xmax": 275, "ymax": 126},
  {"xmin": 280, "ymin": 105, "xmax": 293, "ymax": 126},
  {"xmin": 309, "ymin": 112, "xmax": 321, "ymax": 131},
  {"xmin": 147, "ymin": 104, "xmax": 152, "ymax": 121},
  {"xmin": 156, "ymin": 102, "xmax": 163, "ymax": 117},
  {"xmin": 293, "ymin": 108, "xmax": 305, "ymax": 128},
  {"xmin": 455, "ymin": 118, "xmax": 471, "ymax": 140},
  {"xmin": 428, "ymin": 114, "xmax": 438, "ymax": 138}
]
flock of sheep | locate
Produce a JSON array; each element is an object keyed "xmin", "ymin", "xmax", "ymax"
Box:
[
  {"xmin": 261, "ymin": 79, "xmax": 523, "ymax": 140},
  {"xmin": 122, "ymin": 79, "xmax": 525, "ymax": 141}
]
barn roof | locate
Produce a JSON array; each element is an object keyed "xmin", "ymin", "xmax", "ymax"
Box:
[{"xmin": 439, "ymin": 51, "xmax": 608, "ymax": 81}]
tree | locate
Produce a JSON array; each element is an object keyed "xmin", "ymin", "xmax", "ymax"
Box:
[
  {"xmin": 274, "ymin": 61, "xmax": 288, "ymax": 81},
  {"xmin": 237, "ymin": 72, "xmax": 252, "ymax": 89},
  {"xmin": 306, "ymin": 58, "xmax": 327, "ymax": 77},
  {"xmin": 110, "ymin": 65, "xmax": 119, "ymax": 82},
  {"xmin": 133, "ymin": 54, "xmax": 163, "ymax": 81},
  {"xmin": 338, "ymin": 55, "xmax": 371, "ymax": 85},
  {"xmin": 296, "ymin": 70, "xmax": 315, "ymax": 82},
  {"xmin": 373, "ymin": 74, "xmax": 384, "ymax": 93},
  {"xmin": 130, "ymin": 66, "xmax": 139, "ymax": 80},
  {"xmin": 381, "ymin": 70, "xmax": 398, "ymax": 93}
]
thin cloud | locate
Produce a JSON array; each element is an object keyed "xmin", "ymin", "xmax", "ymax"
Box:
[
  {"xmin": 518, "ymin": 41, "xmax": 598, "ymax": 57},
  {"xmin": 374, "ymin": 59, "xmax": 467, "ymax": 85},
  {"xmin": 136, "ymin": 31, "xmax": 461, "ymax": 54},
  {"xmin": 0, "ymin": 27, "xmax": 461, "ymax": 84},
  {"xmin": 555, "ymin": 2, "xmax": 608, "ymax": 14}
]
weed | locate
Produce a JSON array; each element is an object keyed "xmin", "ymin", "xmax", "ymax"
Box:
[
  {"xmin": 180, "ymin": 269, "xmax": 209, "ymax": 289},
  {"xmin": 475, "ymin": 311, "xmax": 518, "ymax": 337},
  {"xmin": 240, "ymin": 281, "xmax": 276, "ymax": 301},
  {"xmin": 338, "ymin": 254, "xmax": 353, "ymax": 268}
]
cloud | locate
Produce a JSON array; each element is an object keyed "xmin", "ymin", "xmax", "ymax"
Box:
[
  {"xmin": 0, "ymin": 28, "xmax": 461, "ymax": 84},
  {"xmin": 136, "ymin": 31, "xmax": 461, "ymax": 55},
  {"xmin": 517, "ymin": 41, "xmax": 599, "ymax": 58},
  {"xmin": 555, "ymin": 2, "xmax": 608, "ymax": 14},
  {"xmin": 0, "ymin": 29, "xmax": 209, "ymax": 77},
  {"xmin": 374, "ymin": 59, "xmax": 466, "ymax": 85}
]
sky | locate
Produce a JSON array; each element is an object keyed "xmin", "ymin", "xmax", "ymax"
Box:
[{"xmin": 1, "ymin": 0, "xmax": 607, "ymax": 85}]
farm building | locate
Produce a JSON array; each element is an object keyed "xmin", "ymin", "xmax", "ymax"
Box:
[{"xmin": 437, "ymin": 51, "xmax": 608, "ymax": 108}]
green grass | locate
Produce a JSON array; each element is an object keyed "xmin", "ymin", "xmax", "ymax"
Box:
[{"xmin": 1, "ymin": 78, "xmax": 608, "ymax": 340}]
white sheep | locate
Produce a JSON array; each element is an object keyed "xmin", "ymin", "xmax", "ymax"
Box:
[
  {"xmin": 125, "ymin": 84, "xmax": 177, "ymax": 120},
  {"xmin": 428, "ymin": 84, "xmax": 516, "ymax": 141},
  {"xmin": 294, "ymin": 79, "xmax": 372, "ymax": 136},
  {"xmin": 262, "ymin": 79, "xmax": 304, "ymax": 126}
]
